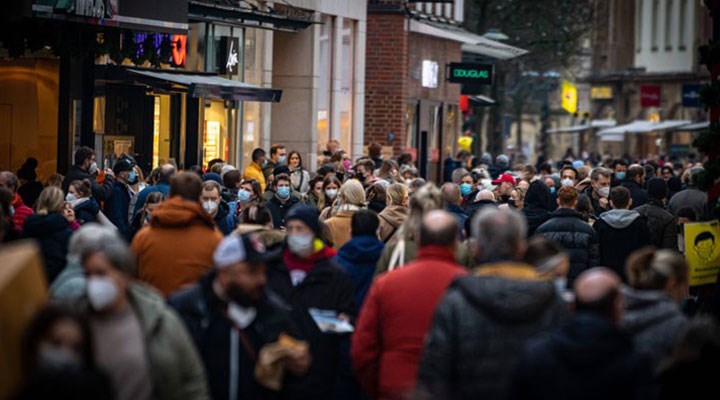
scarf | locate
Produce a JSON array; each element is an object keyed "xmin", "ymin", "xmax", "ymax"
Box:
[{"xmin": 283, "ymin": 239, "xmax": 337, "ymax": 273}]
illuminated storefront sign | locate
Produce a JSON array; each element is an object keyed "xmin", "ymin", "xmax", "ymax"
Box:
[
  {"xmin": 448, "ymin": 63, "xmax": 494, "ymax": 85},
  {"xmin": 134, "ymin": 33, "xmax": 186, "ymax": 67}
]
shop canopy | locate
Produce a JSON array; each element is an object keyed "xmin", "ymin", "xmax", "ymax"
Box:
[
  {"xmin": 128, "ymin": 69, "xmax": 282, "ymax": 102},
  {"xmin": 469, "ymin": 95, "xmax": 496, "ymax": 106},
  {"xmin": 408, "ymin": 19, "xmax": 528, "ymax": 60},
  {"xmin": 671, "ymin": 121, "xmax": 710, "ymax": 131},
  {"xmin": 597, "ymin": 120, "xmax": 692, "ymax": 135},
  {"xmin": 546, "ymin": 119, "xmax": 617, "ymax": 133}
]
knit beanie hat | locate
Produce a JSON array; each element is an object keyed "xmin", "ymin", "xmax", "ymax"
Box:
[
  {"xmin": 646, "ymin": 177, "xmax": 668, "ymax": 200},
  {"xmin": 285, "ymin": 204, "xmax": 321, "ymax": 237}
]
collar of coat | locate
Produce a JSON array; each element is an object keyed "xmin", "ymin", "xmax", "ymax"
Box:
[{"xmin": 473, "ymin": 262, "xmax": 543, "ymax": 281}]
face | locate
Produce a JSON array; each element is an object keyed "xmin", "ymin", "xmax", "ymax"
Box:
[
  {"xmin": 325, "ymin": 182, "xmax": 339, "ymax": 192},
  {"xmin": 461, "ymin": 176, "xmax": 474, "ymax": 186},
  {"xmin": 274, "ymin": 148, "xmax": 287, "ymax": 162},
  {"xmin": 276, "ymin": 180, "xmax": 291, "ymax": 191},
  {"xmin": 84, "ymin": 155, "xmax": 96, "ymax": 170},
  {"xmin": 510, "ymin": 190, "xmax": 523, "ymax": 208},
  {"xmin": 356, "ymin": 166, "xmax": 366, "ymax": 178},
  {"xmin": 41, "ymin": 318, "xmax": 84, "ymax": 361},
  {"xmin": 662, "ymin": 169, "xmax": 673, "ymax": 180},
  {"xmin": 289, "ymin": 153, "xmax": 300, "ymax": 168},
  {"xmin": 500, "ymin": 181, "xmax": 513, "ymax": 195},
  {"xmin": 83, "ymin": 252, "xmax": 128, "ymax": 311},
  {"xmin": 561, "ymin": 170, "xmax": 577, "ymax": 183},
  {"xmin": 146, "ymin": 202, "xmax": 160, "ymax": 215},
  {"xmin": 69, "ymin": 186, "xmax": 80, "ymax": 198},
  {"xmin": 592, "ymin": 174, "xmax": 611, "ymax": 191},
  {"xmin": 544, "ymin": 178, "xmax": 555, "ymax": 189},
  {"xmin": 614, "ymin": 164, "xmax": 627, "ymax": 174},
  {"xmin": 219, "ymin": 261, "xmax": 267, "ymax": 303},
  {"xmin": 200, "ymin": 188, "xmax": 220, "ymax": 204},
  {"xmin": 313, "ymin": 182, "xmax": 323, "ymax": 196},
  {"xmin": 286, "ymin": 220, "xmax": 314, "ymax": 236},
  {"xmin": 517, "ymin": 180, "xmax": 529, "ymax": 191},
  {"xmin": 62, "ymin": 203, "xmax": 75, "ymax": 223}
]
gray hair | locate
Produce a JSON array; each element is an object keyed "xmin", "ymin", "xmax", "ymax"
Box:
[
  {"xmin": 76, "ymin": 225, "xmax": 137, "ymax": 276},
  {"xmin": 471, "ymin": 207, "xmax": 527, "ymax": 262},
  {"xmin": 451, "ymin": 168, "xmax": 469, "ymax": 184},
  {"xmin": 590, "ymin": 167, "xmax": 612, "ymax": 181},
  {"xmin": 688, "ymin": 166, "xmax": 704, "ymax": 187}
]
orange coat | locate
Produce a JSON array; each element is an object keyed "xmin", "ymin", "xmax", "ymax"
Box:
[
  {"xmin": 324, "ymin": 209, "xmax": 356, "ymax": 251},
  {"xmin": 132, "ymin": 197, "xmax": 223, "ymax": 297}
]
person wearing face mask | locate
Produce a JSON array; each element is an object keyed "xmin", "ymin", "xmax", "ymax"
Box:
[
  {"xmin": 580, "ymin": 167, "xmax": 612, "ymax": 217},
  {"xmin": 201, "ymin": 181, "xmax": 236, "ymax": 236},
  {"xmin": 621, "ymin": 165, "xmax": 648, "ymax": 209},
  {"xmin": 266, "ymin": 173, "xmax": 302, "ymax": 229},
  {"xmin": 378, "ymin": 183, "xmax": 410, "ymax": 243},
  {"xmin": 264, "ymin": 166, "xmax": 305, "ymax": 203},
  {"xmin": 523, "ymin": 236, "xmax": 572, "ymax": 302},
  {"xmin": 263, "ymin": 144, "xmax": 287, "ymax": 182},
  {"xmin": 325, "ymin": 180, "xmax": 367, "ymax": 251},
  {"xmin": 16, "ymin": 305, "xmax": 114, "ymax": 400},
  {"xmin": 169, "ymin": 233, "xmax": 310, "ymax": 400},
  {"xmin": 103, "ymin": 158, "xmax": 136, "ymax": 238},
  {"xmin": 243, "ymin": 148, "xmax": 268, "ymax": 192},
  {"xmin": 560, "ymin": 166, "xmax": 578, "ymax": 188},
  {"xmin": 62, "ymin": 146, "xmax": 115, "ymax": 203},
  {"xmin": 0, "ymin": 171, "xmax": 34, "ymax": 235},
  {"xmin": 78, "ymin": 235, "xmax": 209, "ymax": 400},
  {"xmin": 318, "ymin": 176, "xmax": 342, "ymax": 220},
  {"xmin": 536, "ymin": 186, "xmax": 600, "ymax": 290},
  {"xmin": 128, "ymin": 192, "xmax": 163, "ymax": 242},
  {"xmin": 306, "ymin": 176, "xmax": 325, "ymax": 209},
  {"xmin": 265, "ymin": 204, "xmax": 356, "ymax": 400},
  {"xmin": 611, "ymin": 158, "xmax": 629, "ymax": 187},
  {"xmin": 67, "ymin": 179, "xmax": 101, "ymax": 225}
]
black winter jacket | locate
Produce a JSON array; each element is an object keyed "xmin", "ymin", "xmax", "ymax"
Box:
[
  {"xmin": 580, "ymin": 186, "xmax": 609, "ymax": 217},
  {"xmin": 634, "ymin": 199, "xmax": 677, "ymax": 250},
  {"xmin": 265, "ymin": 246, "xmax": 356, "ymax": 400},
  {"xmin": 594, "ymin": 210, "xmax": 652, "ymax": 282},
  {"xmin": 416, "ymin": 264, "xmax": 566, "ymax": 400},
  {"xmin": 523, "ymin": 181, "xmax": 554, "ymax": 237},
  {"xmin": 509, "ymin": 313, "xmax": 655, "ymax": 400},
  {"xmin": 23, "ymin": 213, "xmax": 72, "ymax": 283},
  {"xmin": 266, "ymin": 195, "xmax": 301, "ymax": 229},
  {"xmin": 621, "ymin": 179, "xmax": 648, "ymax": 209},
  {"xmin": 168, "ymin": 271, "xmax": 298, "ymax": 400},
  {"xmin": 73, "ymin": 198, "xmax": 100, "ymax": 224},
  {"xmin": 61, "ymin": 165, "xmax": 114, "ymax": 202},
  {"xmin": 536, "ymin": 208, "xmax": 599, "ymax": 288}
]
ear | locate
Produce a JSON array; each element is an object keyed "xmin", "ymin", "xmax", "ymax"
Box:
[
  {"xmin": 628, "ymin": 198, "xmax": 633, "ymax": 208},
  {"xmin": 610, "ymin": 200, "xmax": 615, "ymax": 209},
  {"xmin": 557, "ymin": 198, "xmax": 561, "ymax": 207}
]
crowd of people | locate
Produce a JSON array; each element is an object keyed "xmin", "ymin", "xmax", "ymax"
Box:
[{"xmin": 0, "ymin": 141, "xmax": 719, "ymax": 400}]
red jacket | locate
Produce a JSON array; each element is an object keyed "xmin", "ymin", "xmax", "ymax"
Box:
[
  {"xmin": 12, "ymin": 193, "xmax": 33, "ymax": 232},
  {"xmin": 351, "ymin": 245, "xmax": 467, "ymax": 400}
]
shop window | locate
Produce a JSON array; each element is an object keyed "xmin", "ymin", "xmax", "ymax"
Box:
[
  {"xmin": 339, "ymin": 19, "xmax": 354, "ymax": 154},
  {"xmin": 152, "ymin": 95, "xmax": 171, "ymax": 168},
  {"xmin": 636, "ymin": 0, "xmax": 643, "ymax": 53},
  {"xmin": 317, "ymin": 15, "xmax": 333, "ymax": 153},
  {"xmin": 651, "ymin": 0, "xmax": 659, "ymax": 51},
  {"xmin": 664, "ymin": 0, "xmax": 673, "ymax": 50},
  {"xmin": 203, "ymin": 100, "xmax": 229, "ymax": 167}
]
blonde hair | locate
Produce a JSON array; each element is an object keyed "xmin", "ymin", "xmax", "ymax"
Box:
[
  {"xmin": 339, "ymin": 179, "xmax": 366, "ymax": 207},
  {"xmin": 626, "ymin": 247, "xmax": 688, "ymax": 290},
  {"xmin": 386, "ymin": 183, "xmax": 408, "ymax": 206},
  {"xmin": 37, "ymin": 186, "xmax": 65, "ymax": 214},
  {"xmin": 399, "ymin": 183, "xmax": 442, "ymax": 240}
]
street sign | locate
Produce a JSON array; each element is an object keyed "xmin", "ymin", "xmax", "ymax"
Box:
[
  {"xmin": 448, "ymin": 63, "xmax": 494, "ymax": 85},
  {"xmin": 682, "ymin": 84, "xmax": 701, "ymax": 108},
  {"xmin": 640, "ymin": 85, "xmax": 661, "ymax": 107},
  {"xmin": 591, "ymin": 86, "xmax": 613, "ymax": 99}
]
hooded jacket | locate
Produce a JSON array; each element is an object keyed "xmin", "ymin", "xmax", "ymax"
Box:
[
  {"xmin": 265, "ymin": 243, "xmax": 356, "ymax": 400},
  {"xmin": 509, "ymin": 313, "xmax": 655, "ymax": 400},
  {"xmin": 325, "ymin": 209, "xmax": 359, "ymax": 251},
  {"xmin": 103, "ymin": 180, "xmax": 132, "ymax": 236},
  {"xmin": 62, "ymin": 165, "xmax": 115, "ymax": 202},
  {"xmin": 378, "ymin": 205, "xmax": 408, "ymax": 243},
  {"xmin": 634, "ymin": 199, "xmax": 677, "ymax": 250},
  {"xmin": 416, "ymin": 263, "xmax": 566, "ymax": 400},
  {"xmin": 73, "ymin": 197, "xmax": 100, "ymax": 224},
  {"xmin": 333, "ymin": 235, "xmax": 385, "ymax": 312},
  {"xmin": 23, "ymin": 213, "xmax": 72, "ymax": 283},
  {"xmin": 594, "ymin": 209, "xmax": 652, "ymax": 281},
  {"xmin": 132, "ymin": 197, "xmax": 223, "ymax": 297},
  {"xmin": 536, "ymin": 208, "xmax": 600, "ymax": 288},
  {"xmin": 620, "ymin": 287, "xmax": 688, "ymax": 370},
  {"xmin": 353, "ymin": 246, "xmax": 467, "ymax": 400},
  {"xmin": 522, "ymin": 181, "xmax": 554, "ymax": 237}
]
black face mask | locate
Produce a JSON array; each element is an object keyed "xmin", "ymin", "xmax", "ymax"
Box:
[
  {"xmin": 501, "ymin": 194, "xmax": 511, "ymax": 203},
  {"xmin": 336, "ymin": 173, "xmax": 345, "ymax": 182},
  {"xmin": 507, "ymin": 200, "xmax": 517, "ymax": 208},
  {"xmin": 355, "ymin": 172, "xmax": 365, "ymax": 182},
  {"xmin": 225, "ymin": 283, "xmax": 261, "ymax": 307}
]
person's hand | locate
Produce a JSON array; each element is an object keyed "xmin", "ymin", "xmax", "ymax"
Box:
[
  {"xmin": 105, "ymin": 169, "xmax": 115, "ymax": 178},
  {"xmin": 285, "ymin": 350, "xmax": 311, "ymax": 376},
  {"xmin": 599, "ymin": 197, "xmax": 609, "ymax": 209}
]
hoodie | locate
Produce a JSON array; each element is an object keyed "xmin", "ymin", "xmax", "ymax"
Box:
[
  {"xmin": 23, "ymin": 213, "xmax": 72, "ymax": 283},
  {"xmin": 594, "ymin": 209, "xmax": 652, "ymax": 281},
  {"xmin": 334, "ymin": 235, "xmax": 384, "ymax": 312},
  {"xmin": 132, "ymin": 197, "xmax": 223, "ymax": 297},
  {"xmin": 73, "ymin": 197, "xmax": 100, "ymax": 224},
  {"xmin": 417, "ymin": 262, "xmax": 566, "ymax": 399},
  {"xmin": 620, "ymin": 287, "xmax": 688, "ymax": 370},
  {"xmin": 509, "ymin": 313, "xmax": 655, "ymax": 400}
]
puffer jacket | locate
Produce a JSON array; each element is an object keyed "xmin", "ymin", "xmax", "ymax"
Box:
[
  {"xmin": 23, "ymin": 213, "xmax": 72, "ymax": 283},
  {"xmin": 634, "ymin": 199, "xmax": 677, "ymax": 250},
  {"xmin": 536, "ymin": 208, "xmax": 599, "ymax": 288},
  {"xmin": 594, "ymin": 209, "xmax": 652, "ymax": 282},
  {"xmin": 377, "ymin": 205, "xmax": 408, "ymax": 243},
  {"xmin": 416, "ymin": 263, "xmax": 566, "ymax": 399},
  {"xmin": 620, "ymin": 287, "xmax": 688, "ymax": 370},
  {"xmin": 522, "ymin": 181, "xmax": 554, "ymax": 237}
]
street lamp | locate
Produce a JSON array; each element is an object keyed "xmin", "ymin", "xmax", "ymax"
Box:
[{"xmin": 483, "ymin": 29, "xmax": 509, "ymax": 41}]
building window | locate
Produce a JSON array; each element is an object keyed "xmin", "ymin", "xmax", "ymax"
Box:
[
  {"xmin": 664, "ymin": 0, "xmax": 673, "ymax": 50},
  {"xmin": 636, "ymin": 0, "xmax": 643, "ymax": 53},
  {"xmin": 317, "ymin": 15, "xmax": 332, "ymax": 152},
  {"xmin": 678, "ymin": 0, "xmax": 687, "ymax": 50},
  {"xmin": 651, "ymin": 0, "xmax": 659, "ymax": 51},
  {"xmin": 339, "ymin": 19, "xmax": 355, "ymax": 153}
]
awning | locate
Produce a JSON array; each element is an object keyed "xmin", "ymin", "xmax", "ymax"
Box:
[
  {"xmin": 469, "ymin": 95, "xmax": 496, "ymax": 106},
  {"xmin": 600, "ymin": 134, "xmax": 625, "ymax": 142},
  {"xmin": 408, "ymin": 19, "xmax": 528, "ymax": 60},
  {"xmin": 546, "ymin": 119, "xmax": 617, "ymax": 133},
  {"xmin": 128, "ymin": 69, "xmax": 282, "ymax": 102},
  {"xmin": 188, "ymin": 0, "xmax": 316, "ymax": 32},
  {"xmin": 597, "ymin": 120, "xmax": 691, "ymax": 135},
  {"xmin": 672, "ymin": 121, "xmax": 710, "ymax": 131}
]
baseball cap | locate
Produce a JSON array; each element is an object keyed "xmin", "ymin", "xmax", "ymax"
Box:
[
  {"xmin": 112, "ymin": 158, "xmax": 135, "ymax": 175},
  {"xmin": 273, "ymin": 165, "xmax": 290, "ymax": 176},
  {"xmin": 213, "ymin": 234, "xmax": 272, "ymax": 269},
  {"xmin": 492, "ymin": 173, "xmax": 516, "ymax": 186}
]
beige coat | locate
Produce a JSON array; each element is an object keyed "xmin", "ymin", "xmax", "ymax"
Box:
[
  {"xmin": 324, "ymin": 209, "xmax": 356, "ymax": 251},
  {"xmin": 377, "ymin": 205, "xmax": 408, "ymax": 243}
]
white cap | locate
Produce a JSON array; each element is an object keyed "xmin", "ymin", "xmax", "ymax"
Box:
[
  {"xmin": 213, "ymin": 236, "xmax": 246, "ymax": 269},
  {"xmin": 220, "ymin": 164, "xmax": 238, "ymax": 179}
]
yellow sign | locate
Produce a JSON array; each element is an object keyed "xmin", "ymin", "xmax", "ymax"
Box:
[
  {"xmin": 591, "ymin": 86, "xmax": 613, "ymax": 99},
  {"xmin": 561, "ymin": 80, "xmax": 578, "ymax": 114},
  {"xmin": 458, "ymin": 136, "xmax": 473, "ymax": 152},
  {"xmin": 684, "ymin": 220, "xmax": 720, "ymax": 286}
]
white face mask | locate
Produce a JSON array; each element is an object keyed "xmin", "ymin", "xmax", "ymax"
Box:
[
  {"xmin": 597, "ymin": 186, "xmax": 610, "ymax": 198},
  {"xmin": 39, "ymin": 343, "xmax": 81, "ymax": 369},
  {"xmin": 553, "ymin": 277, "xmax": 567, "ymax": 294},
  {"xmin": 88, "ymin": 161, "xmax": 98, "ymax": 175},
  {"xmin": 561, "ymin": 178, "xmax": 574, "ymax": 187},
  {"xmin": 405, "ymin": 179, "xmax": 413, "ymax": 186},
  {"xmin": 87, "ymin": 276, "xmax": 119, "ymax": 311},
  {"xmin": 202, "ymin": 200, "xmax": 219, "ymax": 214},
  {"xmin": 66, "ymin": 193, "xmax": 78, "ymax": 202},
  {"xmin": 325, "ymin": 189, "xmax": 338, "ymax": 199},
  {"xmin": 227, "ymin": 302, "xmax": 257, "ymax": 329},
  {"xmin": 287, "ymin": 233, "xmax": 315, "ymax": 256}
]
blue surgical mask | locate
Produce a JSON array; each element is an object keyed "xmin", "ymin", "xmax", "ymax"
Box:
[
  {"xmin": 238, "ymin": 189, "xmax": 251, "ymax": 203},
  {"xmin": 553, "ymin": 277, "xmax": 567, "ymax": 294},
  {"xmin": 616, "ymin": 171, "xmax": 626, "ymax": 181},
  {"xmin": 128, "ymin": 171, "xmax": 137, "ymax": 183},
  {"xmin": 262, "ymin": 159, "xmax": 268, "ymax": 168},
  {"xmin": 287, "ymin": 234, "xmax": 315, "ymax": 256},
  {"xmin": 278, "ymin": 156, "xmax": 287, "ymax": 165},
  {"xmin": 460, "ymin": 183, "xmax": 473, "ymax": 196},
  {"xmin": 277, "ymin": 186, "xmax": 291, "ymax": 199},
  {"xmin": 550, "ymin": 187, "xmax": 556, "ymax": 194}
]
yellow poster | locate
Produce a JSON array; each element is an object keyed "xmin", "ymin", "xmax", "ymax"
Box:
[
  {"xmin": 684, "ymin": 220, "xmax": 720, "ymax": 286},
  {"xmin": 561, "ymin": 80, "xmax": 578, "ymax": 114}
]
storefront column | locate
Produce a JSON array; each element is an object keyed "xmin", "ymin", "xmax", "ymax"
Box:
[
  {"xmin": 57, "ymin": 51, "xmax": 95, "ymax": 173},
  {"xmin": 330, "ymin": 16, "xmax": 344, "ymax": 145},
  {"xmin": 261, "ymin": 30, "xmax": 274, "ymax": 154},
  {"xmin": 185, "ymin": 96, "xmax": 200, "ymax": 168},
  {"xmin": 352, "ymin": 19, "xmax": 367, "ymax": 161}
]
